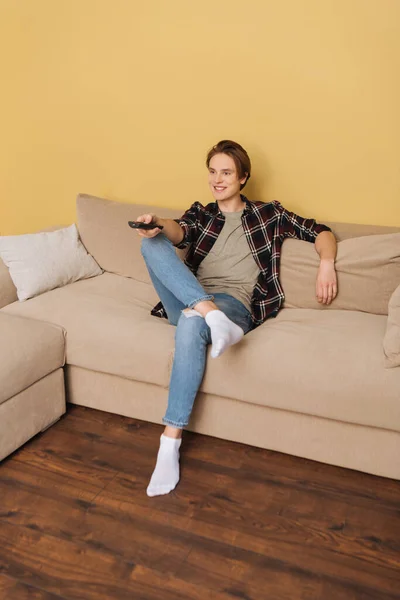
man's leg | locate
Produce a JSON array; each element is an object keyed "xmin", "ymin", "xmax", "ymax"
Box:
[
  {"xmin": 145, "ymin": 264, "xmax": 185, "ymax": 326},
  {"xmin": 141, "ymin": 235, "xmax": 245, "ymax": 354},
  {"xmin": 146, "ymin": 312, "xmax": 209, "ymax": 497},
  {"xmin": 141, "ymin": 235, "xmax": 213, "ymax": 312},
  {"xmin": 146, "ymin": 294, "xmax": 253, "ymax": 497}
]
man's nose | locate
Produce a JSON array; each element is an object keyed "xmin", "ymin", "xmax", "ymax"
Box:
[{"xmin": 215, "ymin": 172, "xmax": 223, "ymax": 183}]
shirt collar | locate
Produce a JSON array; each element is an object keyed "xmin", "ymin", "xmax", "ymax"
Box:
[
  {"xmin": 207, "ymin": 194, "xmax": 254, "ymax": 217},
  {"xmin": 241, "ymin": 195, "xmax": 254, "ymax": 215}
]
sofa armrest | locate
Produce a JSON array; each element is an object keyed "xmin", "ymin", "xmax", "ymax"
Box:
[{"xmin": 0, "ymin": 258, "xmax": 17, "ymax": 308}]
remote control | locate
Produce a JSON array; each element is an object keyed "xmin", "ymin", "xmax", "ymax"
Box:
[{"xmin": 128, "ymin": 221, "xmax": 164, "ymax": 230}]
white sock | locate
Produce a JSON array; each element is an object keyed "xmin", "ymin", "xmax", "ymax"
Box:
[
  {"xmin": 205, "ymin": 309, "xmax": 244, "ymax": 358},
  {"xmin": 146, "ymin": 434, "xmax": 181, "ymax": 497}
]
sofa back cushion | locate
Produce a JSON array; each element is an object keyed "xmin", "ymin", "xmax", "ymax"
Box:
[
  {"xmin": 384, "ymin": 285, "xmax": 400, "ymax": 367},
  {"xmin": 280, "ymin": 233, "xmax": 400, "ymax": 315},
  {"xmin": 321, "ymin": 221, "xmax": 400, "ymax": 241},
  {"xmin": 0, "ymin": 259, "xmax": 18, "ymax": 308},
  {"xmin": 76, "ymin": 193, "xmax": 183, "ymax": 284}
]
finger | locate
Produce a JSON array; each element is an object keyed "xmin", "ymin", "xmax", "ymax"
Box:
[
  {"xmin": 325, "ymin": 283, "xmax": 336, "ymax": 304},
  {"xmin": 324, "ymin": 284, "xmax": 331, "ymax": 304},
  {"xmin": 326, "ymin": 285, "xmax": 334, "ymax": 305},
  {"xmin": 146, "ymin": 214, "xmax": 156, "ymax": 224},
  {"xmin": 325, "ymin": 286, "xmax": 332, "ymax": 304},
  {"xmin": 137, "ymin": 227, "xmax": 157, "ymax": 238},
  {"xmin": 137, "ymin": 215, "xmax": 150, "ymax": 224},
  {"xmin": 142, "ymin": 228, "xmax": 160, "ymax": 239},
  {"xmin": 137, "ymin": 214, "xmax": 153, "ymax": 224}
]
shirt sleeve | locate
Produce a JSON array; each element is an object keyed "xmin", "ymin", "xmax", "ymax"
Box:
[
  {"xmin": 273, "ymin": 200, "xmax": 332, "ymax": 243},
  {"xmin": 173, "ymin": 202, "xmax": 201, "ymax": 249}
]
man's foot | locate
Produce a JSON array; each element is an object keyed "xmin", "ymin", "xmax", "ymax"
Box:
[
  {"xmin": 205, "ymin": 309, "xmax": 244, "ymax": 358},
  {"xmin": 146, "ymin": 434, "xmax": 181, "ymax": 497}
]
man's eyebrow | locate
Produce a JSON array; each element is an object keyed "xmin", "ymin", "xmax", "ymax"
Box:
[{"xmin": 209, "ymin": 167, "xmax": 234, "ymax": 171}]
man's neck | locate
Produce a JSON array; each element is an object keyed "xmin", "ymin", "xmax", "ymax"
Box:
[{"xmin": 217, "ymin": 194, "xmax": 245, "ymax": 213}]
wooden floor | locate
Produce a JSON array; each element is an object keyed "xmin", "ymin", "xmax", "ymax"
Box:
[{"xmin": 0, "ymin": 405, "xmax": 399, "ymax": 600}]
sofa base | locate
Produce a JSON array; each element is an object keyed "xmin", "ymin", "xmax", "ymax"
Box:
[
  {"xmin": 0, "ymin": 369, "xmax": 66, "ymax": 461},
  {"xmin": 65, "ymin": 365, "xmax": 400, "ymax": 480}
]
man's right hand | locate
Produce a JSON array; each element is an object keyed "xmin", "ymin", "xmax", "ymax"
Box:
[
  {"xmin": 135, "ymin": 214, "xmax": 185, "ymax": 246},
  {"xmin": 134, "ymin": 214, "xmax": 163, "ymax": 238}
]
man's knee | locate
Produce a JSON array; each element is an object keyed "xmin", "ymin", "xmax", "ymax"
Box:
[
  {"xmin": 140, "ymin": 236, "xmax": 154, "ymax": 259},
  {"xmin": 141, "ymin": 234, "xmax": 170, "ymax": 259},
  {"xmin": 175, "ymin": 312, "xmax": 209, "ymax": 344}
]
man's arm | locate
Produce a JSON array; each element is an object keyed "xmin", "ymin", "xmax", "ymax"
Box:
[
  {"xmin": 136, "ymin": 202, "xmax": 202, "ymax": 247},
  {"xmin": 315, "ymin": 231, "xmax": 338, "ymax": 305},
  {"xmin": 156, "ymin": 217, "xmax": 185, "ymax": 245},
  {"xmin": 274, "ymin": 202, "xmax": 338, "ymax": 305},
  {"xmin": 134, "ymin": 214, "xmax": 184, "ymax": 245}
]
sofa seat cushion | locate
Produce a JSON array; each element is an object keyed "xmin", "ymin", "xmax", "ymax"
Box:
[
  {"xmin": 200, "ymin": 309, "xmax": 400, "ymax": 433},
  {"xmin": 2, "ymin": 273, "xmax": 175, "ymax": 388},
  {"xmin": 0, "ymin": 313, "xmax": 65, "ymax": 405}
]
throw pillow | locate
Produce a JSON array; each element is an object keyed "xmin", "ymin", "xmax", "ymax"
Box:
[
  {"xmin": 383, "ymin": 285, "xmax": 400, "ymax": 368},
  {"xmin": 280, "ymin": 233, "xmax": 400, "ymax": 315},
  {"xmin": 0, "ymin": 224, "xmax": 103, "ymax": 301}
]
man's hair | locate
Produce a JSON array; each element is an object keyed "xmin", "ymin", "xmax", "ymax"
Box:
[{"xmin": 206, "ymin": 140, "xmax": 251, "ymax": 190}]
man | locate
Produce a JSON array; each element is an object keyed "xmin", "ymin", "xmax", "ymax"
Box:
[{"xmin": 136, "ymin": 140, "xmax": 337, "ymax": 497}]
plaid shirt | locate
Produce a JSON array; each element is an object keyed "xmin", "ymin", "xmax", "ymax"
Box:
[{"xmin": 151, "ymin": 195, "xmax": 332, "ymax": 328}]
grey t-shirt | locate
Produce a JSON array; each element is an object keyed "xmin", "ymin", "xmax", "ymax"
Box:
[{"xmin": 196, "ymin": 210, "xmax": 260, "ymax": 312}]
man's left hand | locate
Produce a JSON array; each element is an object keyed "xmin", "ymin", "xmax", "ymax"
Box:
[{"xmin": 316, "ymin": 260, "xmax": 338, "ymax": 305}]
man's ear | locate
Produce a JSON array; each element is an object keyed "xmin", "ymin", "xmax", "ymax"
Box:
[{"xmin": 240, "ymin": 172, "xmax": 249, "ymax": 185}]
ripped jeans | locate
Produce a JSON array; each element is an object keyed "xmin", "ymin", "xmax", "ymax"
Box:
[{"xmin": 141, "ymin": 234, "xmax": 253, "ymax": 428}]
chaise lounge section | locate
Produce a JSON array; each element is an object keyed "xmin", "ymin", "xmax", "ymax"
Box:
[{"xmin": 0, "ymin": 312, "xmax": 66, "ymax": 461}]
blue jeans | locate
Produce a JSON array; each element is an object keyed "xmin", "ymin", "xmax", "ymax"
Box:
[{"xmin": 141, "ymin": 234, "xmax": 253, "ymax": 428}]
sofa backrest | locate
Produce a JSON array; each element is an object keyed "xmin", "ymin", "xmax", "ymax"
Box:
[
  {"xmin": 320, "ymin": 221, "xmax": 400, "ymax": 241},
  {"xmin": 76, "ymin": 193, "xmax": 186, "ymax": 285},
  {"xmin": 2, "ymin": 193, "xmax": 399, "ymax": 313},
  {"xmin": 280, "ymin": 234, "xmax": 400, "ymax": 315},
  {"xmin": 76, "ymin": 193, "xmax": 400, "ymax": 315}
]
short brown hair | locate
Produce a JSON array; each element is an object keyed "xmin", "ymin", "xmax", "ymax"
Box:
[{"xmin": 206, "ymin": 140, "xmax": 251, "ymax": 190}]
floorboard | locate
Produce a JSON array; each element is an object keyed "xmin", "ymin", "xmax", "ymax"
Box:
[{"xmin": 1, "ymin": 405, "xmax": 399, "ymax": 600}]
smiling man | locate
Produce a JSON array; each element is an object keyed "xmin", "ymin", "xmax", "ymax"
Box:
[{"xmin": 136, "ymin": 140, "xmax": 337, "ymax": 497}]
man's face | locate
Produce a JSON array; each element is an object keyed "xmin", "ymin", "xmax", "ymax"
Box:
[{"xmin": 208, "ymin": 153, "xmax": 247, "ymax": 202}]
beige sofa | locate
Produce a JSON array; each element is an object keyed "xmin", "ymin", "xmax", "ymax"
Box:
[
  {"xmin": 0, "ymin": 312, "xmax": 65, "ymax": 461},
  {"xmin": 1, "ymin": 193, "xmax": 400, "ymax": 479}
]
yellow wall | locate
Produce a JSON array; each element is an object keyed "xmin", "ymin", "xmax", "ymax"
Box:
[{"xmin": 1, "ymin": 0, "xmax": 399, "ymax": 234}]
